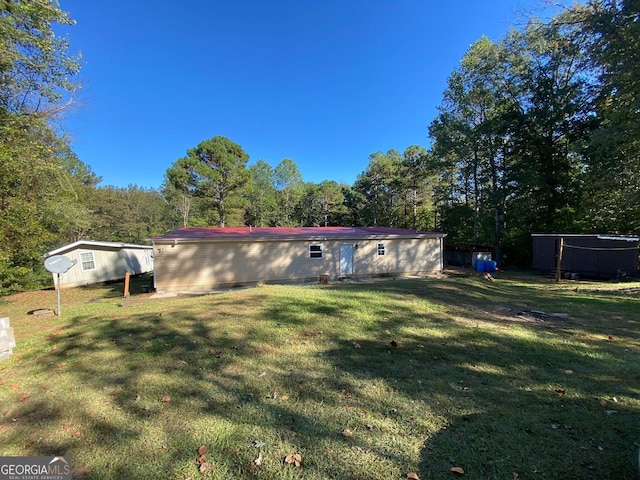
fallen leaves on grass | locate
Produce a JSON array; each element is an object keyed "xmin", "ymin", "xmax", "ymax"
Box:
[
  {"xmin": 564, "ymin": 370, "xmax": 573, "ymax": 375},
  {"xmin": 196, "ymin": 445, "xmax": 213, "ymax": 473},
  {"xmin": 18, "ymin": 392, "xmax": 30, "ymax": 403},
  {"xmin": 253, "ymin": 452, "xmax": 263, "ymax": 466},
  {"xmin": 352, "ymin": 341, "xmax": 361, "ymax": 349},
  {"xmin": 555, "ymin": 389, "xmax": 566, "ymax": 396},
  {"xmin": 342, "ymin": 428, "xmax": 354, "ymax": 438},
  {"xmin": 268, "ymin": 390, "xmax": 289, "ymax": 401},
  {"xmin": 450, "ymin": 466, "xmax": 465, "ymax": 475},
  {"xmin": 407, "ymin": 473, "xmax": 420, "ymax": 479},
  {"xmin": 160, "ymin": 396, "xmax": 171, "ymax": 403},
  {"xmin": 284, "ymin": 453, "xmax": 302, "ymax": 467}
]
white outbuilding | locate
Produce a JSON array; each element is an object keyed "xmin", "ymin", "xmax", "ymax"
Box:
[{"xmin": 43, "ymin": 240, "xmax": 154, "ymax": 289}]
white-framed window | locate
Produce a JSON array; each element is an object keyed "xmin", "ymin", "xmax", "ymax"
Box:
[
  {"xmin": 80, "ymin": 251, "xmax": 96, "ymax": 271},
  {"xmin": 309, "ymin": 244, "xmax": 323, "ymax": 259},
  {"xmin": 377, "ymin": 243, "xmax": 386, "ymax": 256}
]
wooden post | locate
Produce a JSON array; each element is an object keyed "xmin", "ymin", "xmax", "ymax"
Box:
[
  {"xmin": 123, "ymin": 272, "xmax": 131, "ymax": 298},
  {"xmin": 555, "ymin": 237, "xmax": 564, "ymax": 283}
]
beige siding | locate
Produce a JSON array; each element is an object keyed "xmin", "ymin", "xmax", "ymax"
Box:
[
  {"xmin": 354, "ymin": 239, "xmax": 442, "ymax": 277},
  {"xmin": 154, "ymin": 237, "xmax": 442, "ymax": 293}
]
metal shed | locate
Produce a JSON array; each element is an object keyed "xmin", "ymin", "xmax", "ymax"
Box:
[
  {"xmin": 532, "ymin": 234, "xmax": 640, "ymax": 279},
  {"xmin": 150, "ymin": 227, "xmax": 447, "ymax": 293},
  {"xmin": 43, "ymin": 241, "xmax": 154, "ymax": 289},
  {"xmin": 444, "ymin": 242, "xmax": 493, "ymax": 269}
]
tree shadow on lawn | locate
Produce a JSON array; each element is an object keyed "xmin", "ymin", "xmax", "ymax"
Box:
[
  {"xmin": 3, "ymin": 294, "xmax": 372, "ymax": 478},
  {"xmin": 2, "ymin": 276, "xmax": 638, "ymax": 479},
  {"xmin": 317, "ymin": 278, "xmax": 640, "ymax": 479},
  {"xmin": 325, "ymin": 330, "xmax": 638, "ymax": 479}
]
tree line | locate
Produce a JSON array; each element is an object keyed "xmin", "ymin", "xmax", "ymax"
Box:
[{"xmin": 1, "ymin": 0, "xmax": 638, "ymax": 293}]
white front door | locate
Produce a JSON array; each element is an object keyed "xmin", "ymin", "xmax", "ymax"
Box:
[{"xmin": 340, "ymin": 244, "xmax": 354, "ymax": 277}]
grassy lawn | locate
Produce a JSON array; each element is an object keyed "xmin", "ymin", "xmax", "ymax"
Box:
[{"xmin": 1, "ymin": 272, "xmax": 639, "ymax": 479}]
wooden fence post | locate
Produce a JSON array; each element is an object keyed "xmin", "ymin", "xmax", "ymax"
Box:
[
  {"xmin": 555, "ymin": 237, "xmax": 564, "ymax": 283},
  {"xmin": 124, "ymin": 272, "xmax": 131, "ymax": 298}
]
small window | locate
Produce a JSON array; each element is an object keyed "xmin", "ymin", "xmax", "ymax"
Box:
[
  {"xmin": 80, "ymin": 252, "xmax": 96, "ymax": 271},
  {"xmin": 309, "ymin": 244, "xmax": 323, "ymax": 259},
  {"xmin": 377, "ymin": 243, "xmax": 386, "ymax": 256}
]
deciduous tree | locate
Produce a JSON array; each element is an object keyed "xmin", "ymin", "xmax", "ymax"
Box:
[
  {"xmin": 274, "ymin": 158, "xmax": 304, "ymax": 226},
  {"xmin": 245, "ymin": 159, "xmax": 278, "ymax": 226}
]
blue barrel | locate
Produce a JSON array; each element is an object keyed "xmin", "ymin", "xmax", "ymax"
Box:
[
  {"xmin": 476, "ymin": 260, "xmax": 486, "ymax": 272},
  {"xmin": 485, "ymin": 261, "xmax": 497, "ymax": 272}
]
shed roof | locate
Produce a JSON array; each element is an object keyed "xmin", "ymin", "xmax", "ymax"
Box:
[
  {"xmin": 151, "ymin": 226, "xmax": 446, "ymax": 243},
  {"xmin": 531, "ymin": 233, "xmax": 640, "ymax": 242},
  {"xmin": 44, "ymin": 240, "xmax": 153, "ymax": 258}
]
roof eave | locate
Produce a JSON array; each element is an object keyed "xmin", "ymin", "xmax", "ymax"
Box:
[
  {"xmin": 150, "ymin": 232, "xmax": 446, "ymax": 245},
  {"xmin": 44, "ymin": 240, "xmax": 153, "ymax": 258}
]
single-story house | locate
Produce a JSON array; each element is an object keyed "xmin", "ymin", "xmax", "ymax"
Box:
[
  {"xmin": 150, "ymin": 226, "xmax": 447, "ymax": 293},
  {"xmin": 43, "ymin": 240, "xmax": 154, "ymax": 289},
  {"xmin": 532, "ymin": 233, "xmax": 640, "ymax": 279}
]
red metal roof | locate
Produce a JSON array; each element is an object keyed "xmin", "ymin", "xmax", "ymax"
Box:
[{"xmin": 151, "ymin": 226, "xmax": 445, "ymax": 242}]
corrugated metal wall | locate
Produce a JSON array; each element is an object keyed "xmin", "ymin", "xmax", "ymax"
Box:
[{"xmin": 532, "ymin": 235, "xmax": 639, "ymax": 279}]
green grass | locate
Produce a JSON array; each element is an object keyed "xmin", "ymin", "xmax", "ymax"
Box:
[{"xmin": 1, "ymin": 272, "xmax": 639, "ymax": 479}]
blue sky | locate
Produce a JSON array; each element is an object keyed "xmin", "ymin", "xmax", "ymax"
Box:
[{"xmin": 59, "ymin": 0, "xmax": 555, "ymax": 189}]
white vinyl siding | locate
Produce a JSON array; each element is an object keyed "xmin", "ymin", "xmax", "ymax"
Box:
[{"xmin": 48, "ymin": 245, "xmax": 154, "ymax": 289}]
